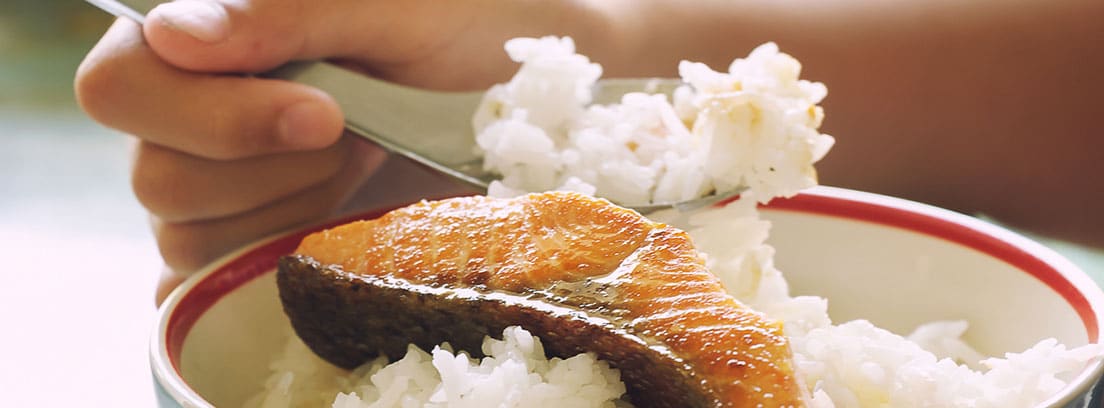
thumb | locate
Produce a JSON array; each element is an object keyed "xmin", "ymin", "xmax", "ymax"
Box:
[
  {"xmin": 142, "ymin": 0, "xmax": 485, "ymax": 75},
  {"xmin": 144, "ymin": 0, "xmax": 333, "ymax": 73}
]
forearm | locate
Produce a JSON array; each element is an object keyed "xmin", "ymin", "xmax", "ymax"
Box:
[{"xmin": 589, "ymin": 0, "xmax": 1104, "ymax": 246}]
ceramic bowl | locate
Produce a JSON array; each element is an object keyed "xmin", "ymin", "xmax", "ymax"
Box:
[{"xmin": 151, "ymin": 186, "xmax": 1104, "ymax": 407}]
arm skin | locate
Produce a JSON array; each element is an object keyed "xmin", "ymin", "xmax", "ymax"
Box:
[{"xmin": 570, "ymin": 0, "xmax": 1104, "ymax": 247}]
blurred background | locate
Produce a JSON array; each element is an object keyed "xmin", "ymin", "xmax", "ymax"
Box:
[
  {"xmin": 2, "ymin": 1, "xmax": 1102, "ymax": 407},
  {"xmin": 1, "ymin": 1, "xmax": 162, "ymax": 406}
]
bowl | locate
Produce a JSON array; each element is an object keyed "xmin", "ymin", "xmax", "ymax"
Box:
[{"xmin": 151, "ymin": 186, "xmax": 1104, "ymax": 407}]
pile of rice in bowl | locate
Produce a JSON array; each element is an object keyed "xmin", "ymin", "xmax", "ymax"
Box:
[{"xmin": 248, "ymin": 37, "xmax": 1102, "ymax": 408}]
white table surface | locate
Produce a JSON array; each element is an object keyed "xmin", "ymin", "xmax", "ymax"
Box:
[{"xmin": 1, "ymin": 108, "xmax": 161, "ymax": 407}]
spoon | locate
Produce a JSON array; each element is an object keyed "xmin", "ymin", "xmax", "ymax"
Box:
[{"xmin": 85, "ymin": 0, "xmax": 741, "ymax": 213}]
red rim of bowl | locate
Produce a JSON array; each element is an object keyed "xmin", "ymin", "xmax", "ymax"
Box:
[{"xmin": 151, "ymin": 186, "xmax": 1104, "ymax": 407}]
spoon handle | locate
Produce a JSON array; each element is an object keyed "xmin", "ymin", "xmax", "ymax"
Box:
[
  {"xmin": 265, "ymin": 62, "xmax": 487, "ymax": 187},
  {"xmin": 85, "ymin": 0, "xmax": 150, "ymax": 23}
]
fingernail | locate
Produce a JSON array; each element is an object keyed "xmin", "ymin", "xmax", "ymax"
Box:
[
  {"xmin": 278, "ymin": 101, "xmax": 327, "ymax": 147},
  {"xmin": 155, "ymin": 0, "xmax": 230, "ymax": 44}
]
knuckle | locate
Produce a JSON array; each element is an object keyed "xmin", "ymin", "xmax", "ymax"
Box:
[
  {"xmin": 74, "ymin": 22, "xmax": 146, "ymax": 127},
  {"xmin": 74, "ymin": 52, "xmax": 125, "ymax": 126},
  {"xmin": 153, "ymin": 221, "xmax": 215, "ymax": 273},
  {"xmin": 131, "ymin": 143, "xmax": 190, "ymax": 219}
]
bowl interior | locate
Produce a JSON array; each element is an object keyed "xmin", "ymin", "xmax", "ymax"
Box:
[
  {"xmin": 178, "ymin": 273, "xmax": 290, "ymax": 406},
  {"xmin": 765, "ymin": 192, "xmax": 1095, "ymax": 355},
  {"xmin": 155, "ymin": 188, "xmax": 1104, "ymax": 407}
]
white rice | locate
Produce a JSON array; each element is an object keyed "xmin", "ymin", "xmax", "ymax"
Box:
[
  {"xmin": 249, "ymin": 38, "xmax": 1102, "ymax": 407},
  {"xmin": 246, "ymin": 327, "xmax": 627, "ymax": 408},
  {"xmin": 473, "ymin": 37, "xmax": 834, "ymax": 205}
]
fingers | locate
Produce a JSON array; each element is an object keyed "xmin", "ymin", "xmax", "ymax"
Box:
[
  {"xmin": 131, "ymin": 137, "xmax": 354, "ymax": 223},
  {"xmin": 76, "ymin": 19, "xmax": 344, "ymax": 159},
  {"xmin": 143, "ymin": 0, "xmax": 304, "ymax": 72},
  {"xmin": 141, "ymin": 0, "xmax": 485, "ymax": 74},
  {"xmin": 152, "ymin": 137, "xmax": 387, "ymax": 272}
]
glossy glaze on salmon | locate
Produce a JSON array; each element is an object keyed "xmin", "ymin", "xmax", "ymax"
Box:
[{"xmin": 277, "ymin": 192, "xmax": 804, "ymax": 407}]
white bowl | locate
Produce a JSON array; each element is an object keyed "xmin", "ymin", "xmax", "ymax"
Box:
[{"xmin": 151, "ymin": 186, "xmax": 1104, "ymax": 407}]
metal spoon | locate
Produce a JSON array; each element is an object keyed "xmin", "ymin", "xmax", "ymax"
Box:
[{"xmin": 85, "ymin": 0, "xmax": 740, "ymax": 213}]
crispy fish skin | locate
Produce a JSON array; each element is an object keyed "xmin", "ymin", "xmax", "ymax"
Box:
[
  {"xmin": 279, "ymin": 255, "xmax": 710, "ymax": 408},
  {"xmin": 278, "ymin": 192, "xmax": 803, "ymax": 407}
]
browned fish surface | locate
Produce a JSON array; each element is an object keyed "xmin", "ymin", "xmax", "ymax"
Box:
[{"xmin": 278, "ymin": 192, "xmax": 804, "ymax": 407}]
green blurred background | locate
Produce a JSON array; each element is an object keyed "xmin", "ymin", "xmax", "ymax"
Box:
[
  {"xmin": 0, "ymin": 1, "xmax": 112, "ymax": 109},
  {"xmin": 0, "ymin": 1, "xmax": 143, "ymax": 239}
]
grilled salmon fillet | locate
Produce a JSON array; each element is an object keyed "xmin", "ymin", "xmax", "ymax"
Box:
[{"xmin": 277, "ymin": 191, "xmax": 804, "ymax": 407}]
